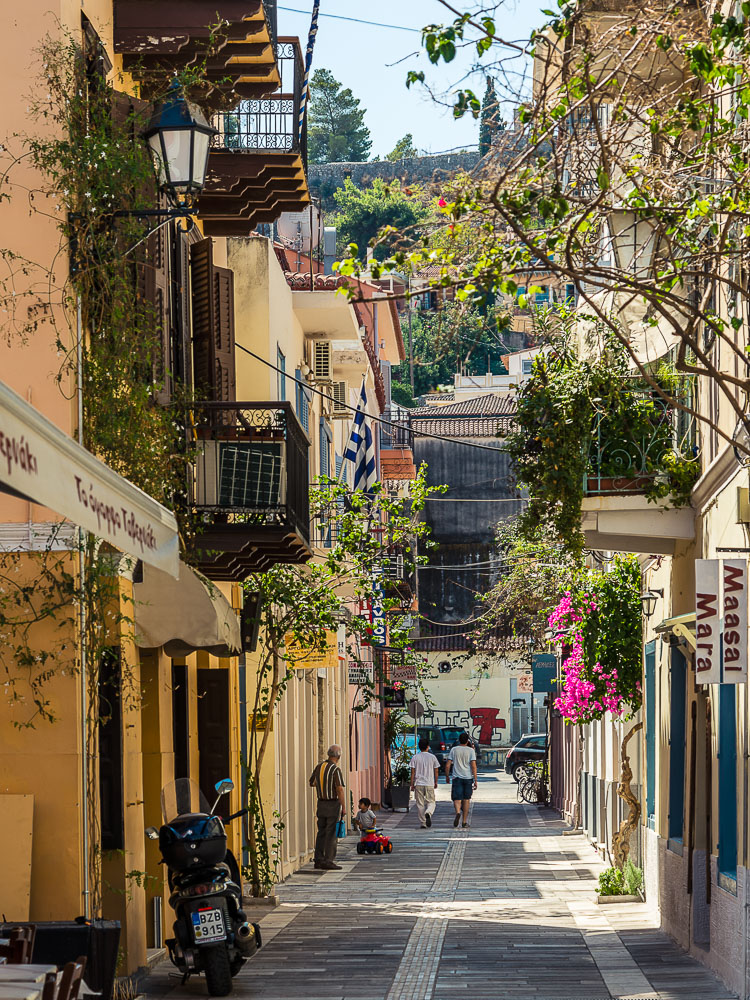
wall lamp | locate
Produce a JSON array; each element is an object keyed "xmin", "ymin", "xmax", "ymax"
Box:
[{"xmin": 641, "ymin": 588, "xmax": 664, "ymax": 619}]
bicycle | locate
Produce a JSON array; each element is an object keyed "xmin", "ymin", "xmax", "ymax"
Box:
[{"xmin": 517, "ymin": 761, "xmax": 549, "ymax": 805}]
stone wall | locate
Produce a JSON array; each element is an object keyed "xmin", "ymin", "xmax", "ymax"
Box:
[{"xmin": 309, "ymin": 151, "xmax": 481, "ymax": 201}]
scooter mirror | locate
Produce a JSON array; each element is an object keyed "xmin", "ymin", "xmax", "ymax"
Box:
[
  {"xmin": 215, "ymin": 778, "xmax": 234, "ymax": 794},
  {"xmin": 145, "ymin": 827, "xmax": 159, "ymax": 840}
]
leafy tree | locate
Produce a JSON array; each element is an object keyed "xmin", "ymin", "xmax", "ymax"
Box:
[
  {"xmin": 478, "ymin": 76, "xmax": 502, "ymax": 156},
  {"xmin": 331, "ymin": 177, "xmax": 429, "ymax": 260},
  {"xmin": 386, "ymin": 133, "xmax": 418, "ymax": 161},
  {"xmin": 391, "ymin": 301, "xmax": 515, "ymax": 402},
  {"xmin": 308, "ymin": 68, "xmax": 372, "ymax": 164}
]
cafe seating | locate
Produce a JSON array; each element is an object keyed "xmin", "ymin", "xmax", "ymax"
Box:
[
  {"xmin": 0, "ymin": 928, "xmax": 37, "ymax": 965},
  {"xmin": 40, "ymin": 957, "xmax": 86, "ymax": 1000}
]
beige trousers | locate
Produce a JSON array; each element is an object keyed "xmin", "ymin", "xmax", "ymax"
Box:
[{"xmin": 414, "ymin": 785, "xmax": 436, "ymax": 824}]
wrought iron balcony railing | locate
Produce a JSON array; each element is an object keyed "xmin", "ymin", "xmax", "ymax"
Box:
[
  {"xmin": 380, "ymin": 407, "xmax": 414, "ymax": 451},
  {"xmin": 191, "ymin": 401, "xmax": 310, "ymax": 547},
  {"xmin": 212, "ymin": 38, "xmax": 307, "ymax": 165},
  {"xmin": 583, "ymin": 386, "xmax": 697, "ymax": 496}
]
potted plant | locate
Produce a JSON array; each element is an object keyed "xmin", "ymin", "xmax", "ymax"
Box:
[
  {"xmin": 596, "ymin": 860, "xmax": 644, "ymax": 904},
  {"xmin": 389, "ymin": 761, "xmax": 412, "ymax": 811}
]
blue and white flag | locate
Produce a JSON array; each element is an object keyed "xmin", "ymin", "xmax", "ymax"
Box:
[
  {"xmin": 298, "ymin": 0, "xmax": 322, "ymax": 143},
  {"xmin": 344, "ymin": 383, "xmax": 377, "ymax": 492}
]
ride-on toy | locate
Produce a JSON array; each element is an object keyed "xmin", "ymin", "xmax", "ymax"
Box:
[{"xmin": 356, "ymin": 827, "xmax": 394, "ymax": 855}]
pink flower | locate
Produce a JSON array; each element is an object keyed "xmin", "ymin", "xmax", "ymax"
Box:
[{"xmin": 438, "ymin": 198, "xmax": 447, "ymax": 207}]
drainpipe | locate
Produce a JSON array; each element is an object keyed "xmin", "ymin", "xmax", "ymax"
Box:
[{"xmin": 77, "ymin": 295, "xmax": 90, "ymax": 920}]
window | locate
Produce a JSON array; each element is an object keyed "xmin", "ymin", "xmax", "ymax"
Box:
[
  {"xmin": 718, "ymin": 683, "xmax": 738, "ymax": 881},
  {"xmin": 218, "ymin": 443, "xmax": 282, "ymax": 508},
  {"xmin": 521, "ymin": 360, "xmax": 534, "ymax": 375},
  {"xmin": 645, "ymin": 641, "xmax": 656, "ymax": 830},
  {"xmin": 668, "ymin": 647, "xmax": 687, "ymax": 844},
  {"xmin": 277, "ymin": 346, "xmax": 286, "ymax": 401},
  {"xmin": 319, "ymin": 419, "xmax": 331, "ymax": 479},
  {"xmin": 295, "ymin": 369, "xmax": 310, "ymax": 433}
]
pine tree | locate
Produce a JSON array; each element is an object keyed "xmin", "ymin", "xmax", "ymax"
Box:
[
  {"xmin": 307, "ymin": 68, "xmax": 372, "ymax": 164},
  {"xmin": 478, "ymin": 77, "xmax": 502, "ymax": 157}
]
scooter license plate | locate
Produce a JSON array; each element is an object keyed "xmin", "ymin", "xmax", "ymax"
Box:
[{"xmin": 191, "ymin": 907, "xmax": 226, "ymax": 944}]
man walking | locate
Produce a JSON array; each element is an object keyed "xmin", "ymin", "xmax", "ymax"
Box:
[
  {"xmin": 445, "ymin": 732, "xmax": 478, "ymax": 828},
  {"xmin": 309, "ymin": 744, "xmax": 346, "ymax": 870},
  {"xmin": 410, "ymin": 737, "xmax": 440, "ymax": 828}
]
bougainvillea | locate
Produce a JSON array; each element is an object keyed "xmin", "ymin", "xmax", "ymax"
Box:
[{"xmin": 549, "ymin": 555, "xmax": 642, "ymax": 725}]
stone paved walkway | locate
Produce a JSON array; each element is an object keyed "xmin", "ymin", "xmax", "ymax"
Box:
[{"xmin": 141, "ymin": 771, "xmax": 737, "ymax": 1000}]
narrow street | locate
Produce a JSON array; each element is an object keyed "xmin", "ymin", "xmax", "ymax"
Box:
[{"xmin": 142, "ymin": 771, "xmax": 736, "ymax": 1000}]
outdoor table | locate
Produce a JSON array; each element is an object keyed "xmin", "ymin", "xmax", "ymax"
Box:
[
  {"xmin": 0, "ymin": 967, "xmax": 57, "ymax": 983},
  {"xmin": 0, "ymin": 986, "xmax": 41, "ymax": 1000}
]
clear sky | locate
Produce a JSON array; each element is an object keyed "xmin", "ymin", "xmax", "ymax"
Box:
[{"xmin": 277, "ymin": 1, "xmax": 550, "ymax": 160}]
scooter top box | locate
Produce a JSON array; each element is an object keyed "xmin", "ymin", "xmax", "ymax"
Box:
[{"xmin": 159, "ymin": 813, "xmax": 227, "ymax": 871}]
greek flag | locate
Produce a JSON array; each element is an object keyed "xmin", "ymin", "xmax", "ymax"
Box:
[
  {"xmin": 344, "ymin": 383, "xmax": 377, "ymax": 492},
  {"xmin": 298, "ymin": 0, "xmax": 322, "ymax": 143}
]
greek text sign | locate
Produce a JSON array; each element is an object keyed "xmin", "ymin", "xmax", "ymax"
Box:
[
  {"xmin": 695, "ymin": 559, "xmax": 721, "ymax": 684},
  {"xmin": 391, "ymin": 660, "xmax": 417, "ymax": 682},
  {"xmin": 348, "ymin": 660, "xmax": 373, "ymax": 686},
  {"xmin": 722, "ymin": 560, "xmax": 747, "ymax": 684},
  {"xmin": 0, "ymin": 382, "xmax": 179, "ymax": 576},
  {"xmin": 369, "ymin": 566, "xmax": 386, "ymax": 646}
]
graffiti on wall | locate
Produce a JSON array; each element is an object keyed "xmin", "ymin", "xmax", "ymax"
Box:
[{"xmin": 422, "ymin": 708, "xmax": 507, "ymax": 747}]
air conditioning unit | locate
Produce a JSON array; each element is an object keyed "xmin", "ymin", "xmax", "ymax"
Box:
[
  {"xmin": 312, "ymin": 340, "xmax": 332, "ymax": 381},
  {"xmin": 330, "ymin": 380, "xmax": 348, "ymax": 417}
]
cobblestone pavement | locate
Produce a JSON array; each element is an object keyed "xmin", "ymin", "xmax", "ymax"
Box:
[{"xmin": 141, "ymin": 771, "xmax": 737, "ymax": 1000}]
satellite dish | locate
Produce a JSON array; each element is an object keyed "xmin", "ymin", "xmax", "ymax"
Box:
[{"xmin": 277, "ymin": 206, "xmax": 322, "ymax": 251}]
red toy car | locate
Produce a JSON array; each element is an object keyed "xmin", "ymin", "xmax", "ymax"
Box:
[{"xmin": 356, "ymin": 828, "xmax": 394, "ymax": 855}]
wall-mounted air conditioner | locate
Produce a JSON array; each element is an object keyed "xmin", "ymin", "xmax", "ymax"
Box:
[
  {"xmin": 331, "ymin": 380, "xmax": 348, "ymax": 417},
  {"xmin": 312, "ymin": 340, "xmax": 333, "ymax": 381}
]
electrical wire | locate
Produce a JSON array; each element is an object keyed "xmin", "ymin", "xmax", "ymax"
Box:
[
  {"xmin": 278, "ymin": 6, "xmax": 422, "ymax": 32},
  {"xmin": 234, "ymin": 342, "xmax": 515, "ymax": 454}
]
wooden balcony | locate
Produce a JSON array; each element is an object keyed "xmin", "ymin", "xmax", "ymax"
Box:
[
  {"xmin": 113, "ymin": 0, "xmax": 280, "ymax": 109},
  {"xmin": 189, "ymin": 401, "xmax": 311, "ymax": 579},
  {"xmin": 198, "ymin": 38, "xmax": 310, "ymax": 236}
]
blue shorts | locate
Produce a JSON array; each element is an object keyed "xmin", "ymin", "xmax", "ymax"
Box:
[{"xmin": 451, "ymin": 777, "xmax": 474, "ymax": 801}]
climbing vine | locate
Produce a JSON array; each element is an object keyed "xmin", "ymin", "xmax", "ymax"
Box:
[
  {"xmin": 548, "ymin": 554, "xmax": 642, "ymax": 725},
  {"xmin": 505, "ymin": 331, "xmax": 699, "ymax": 556}
]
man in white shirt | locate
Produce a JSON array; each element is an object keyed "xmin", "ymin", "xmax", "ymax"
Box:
[
  {"xmin": 410, "ymin": 737, "xmax": 440, "ymax": 828},
  {"xmin": 445, "ymin": 732, "xmax": 478, "ymax": 828}
]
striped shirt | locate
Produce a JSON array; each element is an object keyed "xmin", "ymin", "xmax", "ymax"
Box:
[{"xmin": 310, "ymin": 760, "xmax": 344, "ymax": 800}]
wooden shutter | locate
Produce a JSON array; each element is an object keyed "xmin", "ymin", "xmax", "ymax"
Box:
[
  {"xmin": 190, "ymin": 237, "xmax": 236, "ymax": 402},
  {"xmin": 151, "ymin": 210, "xmax": 171, "ymax": 405}
]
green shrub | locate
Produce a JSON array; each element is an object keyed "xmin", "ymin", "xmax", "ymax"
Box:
[
  {"xmin": 597, "ymin": 866, "xmax": 625, "ymax": 896},
  {"xmin": 623, "ymin": 859, "xmax": 644, "ymax": 895}
]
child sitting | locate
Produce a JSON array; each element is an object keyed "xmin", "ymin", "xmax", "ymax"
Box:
[{"xmin": 355, "ymin": 796, "xmax": 377, "ymax": 835}]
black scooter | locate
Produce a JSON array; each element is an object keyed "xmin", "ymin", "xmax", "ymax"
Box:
[{"xmin": 146, "ymin": 777, "xmax": 261, "ymax": 996}]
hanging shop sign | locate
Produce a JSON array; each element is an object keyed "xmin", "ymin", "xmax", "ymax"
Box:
[
  {"xmin": 532, "ymin": 653, "xmax": 557, "ymax": 693},
  {"xmin": 285, "ymin": 631, "xmax": 338, "ymax": 669},
  {"xmin": 695, "ymin": 559, "xmax": 721, "ymax": 684},
  {"xmin": 391, "ymin": 660, "xmax": 417, "ymax": 682},
  {"xmin": 369, "ymin": 566, "xmax": 386, "ymax": 646},
  {"xmin": 348, "ymin": 660, "xmax": 373, "ymax": 686},
  {"xmin": 0, "ymin": 381, "xmax": 179, "ymax": 576},
  {"xmin": 722, "ymin": 559, "xmax": 747, "ymax": 684}
]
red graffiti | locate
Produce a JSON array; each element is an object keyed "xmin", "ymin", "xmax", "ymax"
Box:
[{"xmin": 469, "ymin": 708, "xmax": 506, "ymax": 745}]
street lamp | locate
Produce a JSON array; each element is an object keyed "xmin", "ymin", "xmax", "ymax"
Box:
[
  {"xmin": 143, "ymin": 78, "xmax": 217, "ymax": 206},
  {"xmin": 640, "ymin": 588, "xmax": 663, "ymax": 619}
]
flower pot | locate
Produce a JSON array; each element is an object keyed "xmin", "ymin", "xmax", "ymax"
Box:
[
  {"xmin": 587, "ymin": 476, "xmax": 651, "ymax": 495},
  {"xmin": 595, "ymin": 893, "xmax": 641, "ymax": 904},
  {"xmin": 389, "ymin": 782, "xmax": 411, "ymax": 811},
  {"xmin": 242, "ymin": 893, "xmax": 280, "ymax": 908}
]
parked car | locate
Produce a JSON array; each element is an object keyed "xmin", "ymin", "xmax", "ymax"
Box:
[
  {"xmin": 505, "ymin": 733, "xmax": 548, "ymax": 781},
  {"xmin": 415, "ymin": 725, "xmax": 477, "ymax": 766}
]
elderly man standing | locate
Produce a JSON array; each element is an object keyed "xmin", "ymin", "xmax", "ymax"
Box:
[{"xmin": 309, "ymin": 744, "xmax": 346, "ymax": 870}]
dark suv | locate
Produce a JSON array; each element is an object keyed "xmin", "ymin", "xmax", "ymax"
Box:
[
  {"xmin": 505, "ymin": 733, "xmax": 547, "ymax": 781},
  {"xmin": 417, "ymin": 726, "xmax": 478, "ymax": 766}
]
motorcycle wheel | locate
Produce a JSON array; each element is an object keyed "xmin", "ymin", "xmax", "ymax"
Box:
[{"xmin": 202, "ymin": 944, "xmax": 233, "ymax": 997}]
